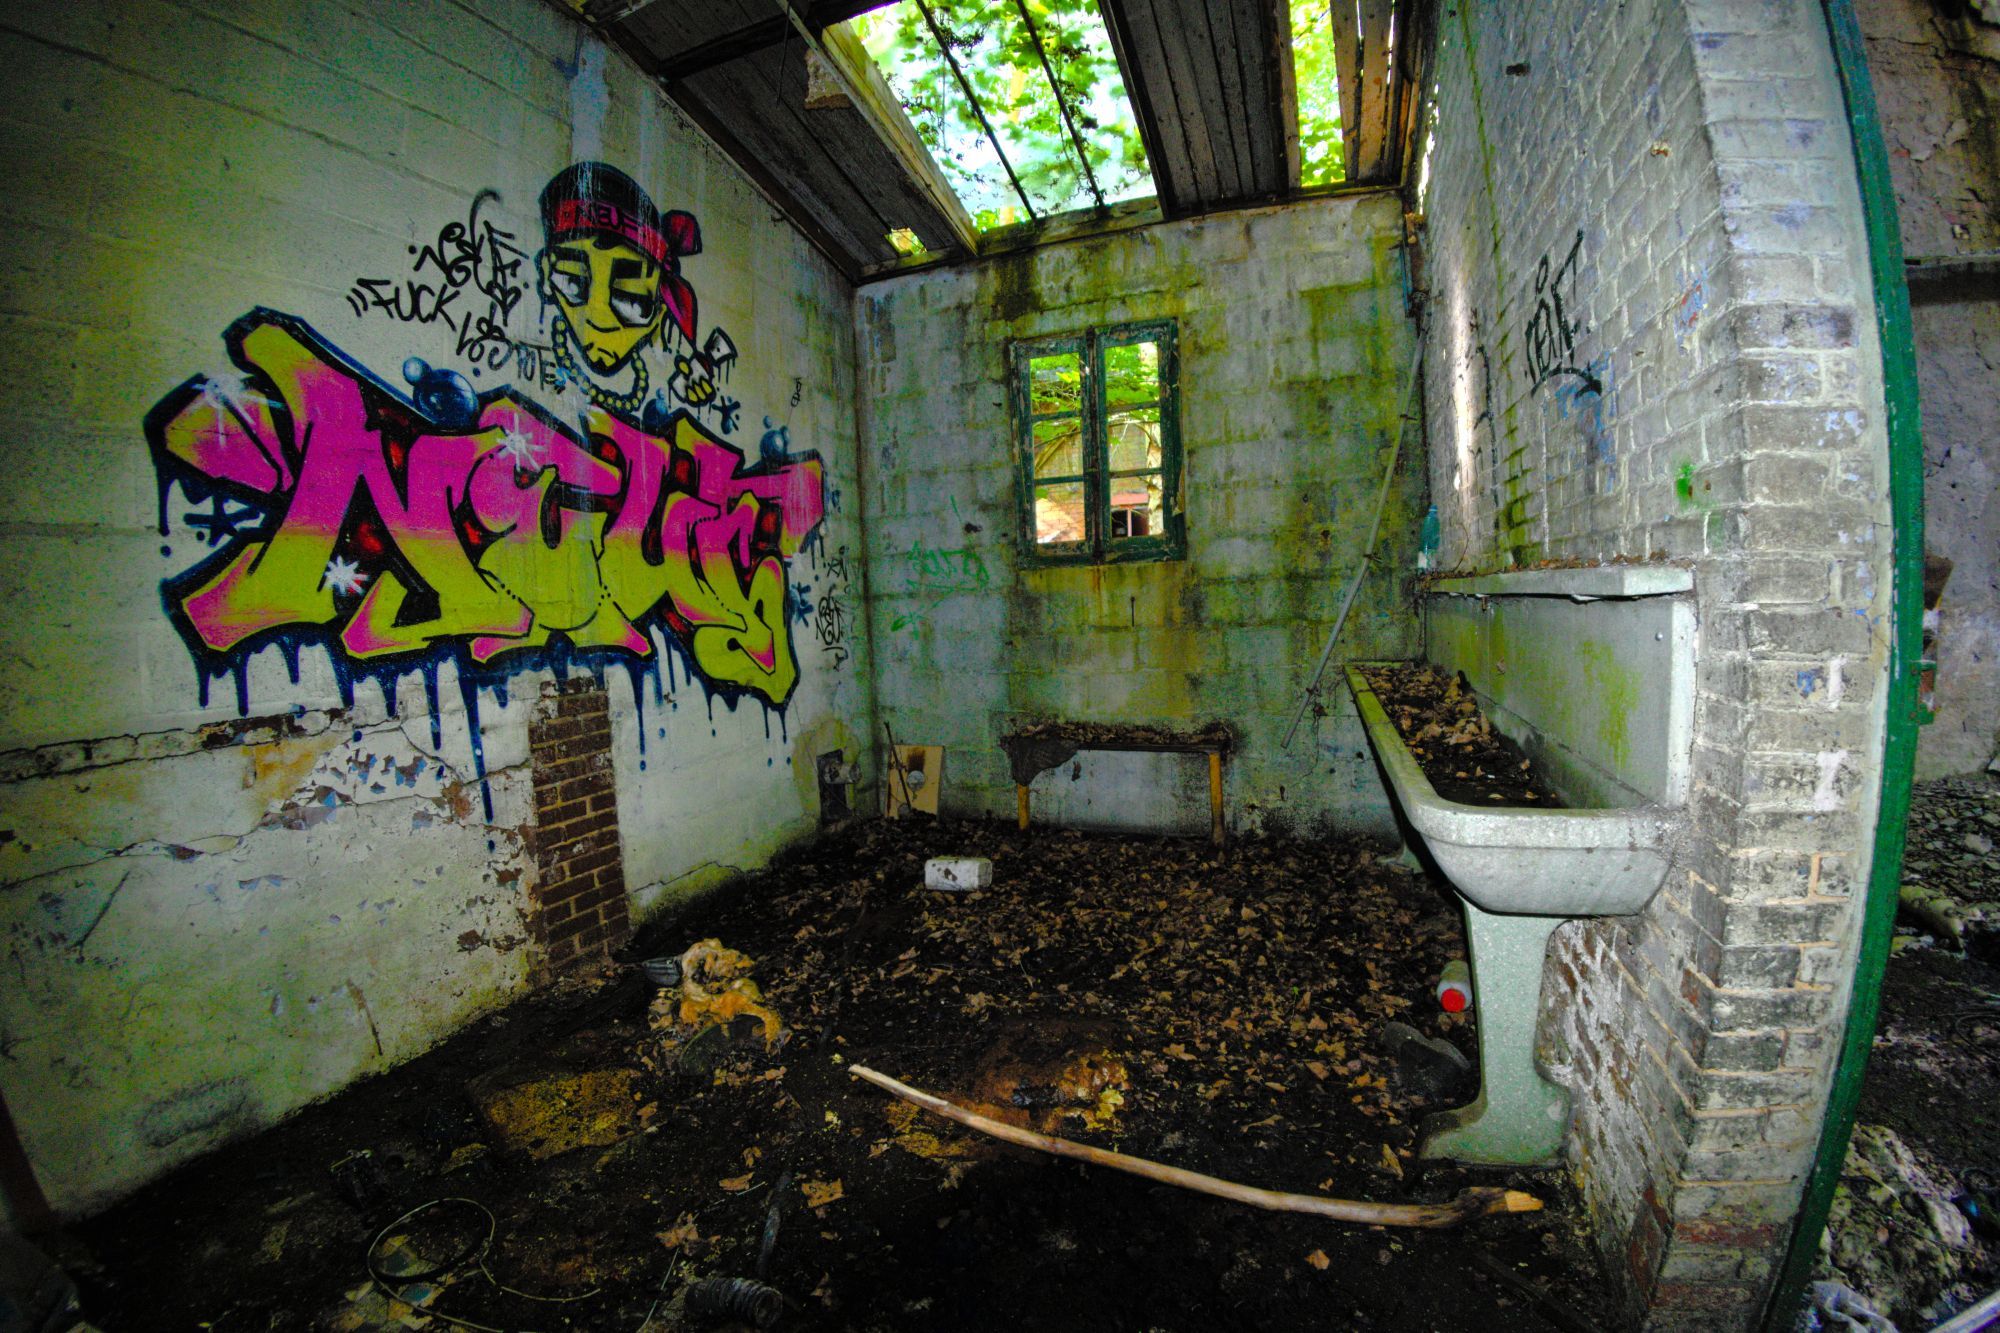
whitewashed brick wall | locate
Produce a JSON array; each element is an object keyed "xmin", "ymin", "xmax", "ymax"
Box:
[{"xmin": 1420, "ymin": 0, "xmax": 1894, "ymax": 1326}]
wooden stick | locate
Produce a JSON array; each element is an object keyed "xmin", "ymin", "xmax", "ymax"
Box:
[
  {"xmin": 1208, "ymin": 751, "xmax": 1225, "ymax": 847},
  {"xmin": 849, "ymin": 1065, "xmax": 1542, "ymax": 1229}
]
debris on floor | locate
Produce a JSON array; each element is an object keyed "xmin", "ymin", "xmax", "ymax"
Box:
[
  {"xmin": 466, "ymin": 1062, "xmax": 645, "ymax": 1161},
  {"xmin": 1897, "ymin": 774, "xmax": 2000, "ymax": 960},
  {"xmin": 76, "ymin": 818, "xmax": 1619, "ymax": 1330},
  {"xmin": 651, "ymin": 937, "xmax": 787, "ymax": 1051},
  {"xmin": 1361, "ymin": 664, "xmax": 1562, "ymax": 807},
  {"xmin": 1823, "ymin": 1123, "xmax": 1978, "ymax": 1323},
  {"xmin": 1816, "ymin": 772, "xmax": 2000, "ymax": 1328}
]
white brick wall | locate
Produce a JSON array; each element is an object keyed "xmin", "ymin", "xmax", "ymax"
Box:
[{"xmin": 1420, "ymin": 0, "xmax": 1893, "ymax": 1325}]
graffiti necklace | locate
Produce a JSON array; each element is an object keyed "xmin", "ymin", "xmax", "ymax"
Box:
[{"xmin": 551, "ymin": 313, "xmax": 649, "ymax": 415}]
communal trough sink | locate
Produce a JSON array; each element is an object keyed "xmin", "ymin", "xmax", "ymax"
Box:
[{"xmin": 1349, "ymin": 564, "xmax": 1694, "ymax": 1166}]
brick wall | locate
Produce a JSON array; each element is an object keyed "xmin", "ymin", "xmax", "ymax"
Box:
[
  {"xmin": 1420, "ymin": 1, "xmax": 1895, "ymax": 1326},
  {"xmin": 854, "ymin": 195, "xmax": 1420, "ymax": 837},
  {"xmin": 528, "ymin": 682, "xmax": 631, "ymax": 973}
]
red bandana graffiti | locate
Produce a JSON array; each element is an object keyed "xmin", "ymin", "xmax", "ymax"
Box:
[{"xmin": 149, "ymin": 309, "xmax": 824, "ymax": 706}]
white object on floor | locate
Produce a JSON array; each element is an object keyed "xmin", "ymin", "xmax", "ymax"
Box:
[{"xmin": 924, "ymin": 857, "xmax": 992, "ymax": 892}]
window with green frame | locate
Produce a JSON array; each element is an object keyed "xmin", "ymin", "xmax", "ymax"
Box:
[{"xmin": 1010, "ymin": 321, "xmax": 1182, "ymax": 565}]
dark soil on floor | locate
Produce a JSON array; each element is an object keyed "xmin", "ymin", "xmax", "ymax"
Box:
[
  {"xmin": 1817, "ymin": 772, "xmax": 2000, "ymax": 1326},
  {"xmin": 1360, "ymin": 666, "xmax": 1561, "ymax": 809},
  {"xmin": 72, "ymin": 821, "xmax": 1618, "ymax": 1332}
]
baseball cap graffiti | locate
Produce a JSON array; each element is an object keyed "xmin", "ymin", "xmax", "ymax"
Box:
[{"xmin": 539, "ymin": 161, "xmax": 701, "ymax": 344}]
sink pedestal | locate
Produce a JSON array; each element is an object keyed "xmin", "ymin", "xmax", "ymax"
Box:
[{"xmin": 1421, "ymin": 901, "xmax": 1568, "ymax": 1165}]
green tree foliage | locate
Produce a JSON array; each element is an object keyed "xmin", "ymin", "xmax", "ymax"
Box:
[
  {"xmin": 1290, "ymin": 0, "xmax": 1345, "ymax": 187},
  {"xmin": 855, "ymin": 0, "xmax": 1153, "ymax": 228}
]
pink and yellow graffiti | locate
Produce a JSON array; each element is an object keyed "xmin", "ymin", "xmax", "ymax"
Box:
[{"xmin": 150, "ymin": 311, "xmax": 824, "ymax": 704}]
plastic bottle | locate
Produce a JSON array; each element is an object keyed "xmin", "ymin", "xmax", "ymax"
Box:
[
  {"xmin": 1436, "ymin": 959, "xmax": 1472, "ymax": 1013},
  {"xmin": 1417, "ymin": 504, "xmax": 1440, "ymax": 571}
]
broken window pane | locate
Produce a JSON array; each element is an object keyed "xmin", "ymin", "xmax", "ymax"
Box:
[
  {"xmin": 1035, "ymin": 480, "xmax": 1087, "ymax": 544},
  {"xmin": 1290, "ymin": 0, "xmax": 1347, "ymax": 187},
  {"xmin": 1033, "ymin": 416, "xmax": 1085, "ymax": 478},
  {"xmin": 1108, "ymin": 474, "xmax": 1162, "ymax": 540},
  {"xmin": 1103, "ymin": 339, "xmax": 1160, "ymax": 408},
  {"xmin": 1028, "ymin": 349, "xmax": 1082, "ymax": 414},
  {"xmin": 849, "ymin": 1, "xmax": 1154, "ymax": 229},
  {"xmin": 1106, "ymin": 406, "xmax": 1161, "ymax": 472}
]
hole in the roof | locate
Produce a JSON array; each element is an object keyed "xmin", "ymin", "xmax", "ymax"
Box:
[
  {"xmin": 844, "ymin": 0, "xmax": 1155, "ymax": 231},
  {"xmin": 1289, "ymin": 0, "xmax": 1348, "ymax": 189},
  {"xmin": 887, "ymin": 227, "xmax": 928, "ymax": 256}
]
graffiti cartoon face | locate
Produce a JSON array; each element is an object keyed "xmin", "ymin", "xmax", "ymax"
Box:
[
  {"xmin": 537, "ymin": 161, "xmax": 700, "ymax": 378},
  {"xmin": 543, "ymin": 238, "xmax": 664, "ymax": 372}
]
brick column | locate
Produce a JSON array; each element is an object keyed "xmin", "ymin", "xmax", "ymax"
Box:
[{"xmin": 527, "ymin": 680, "xmax": 630, "ymax": 973}]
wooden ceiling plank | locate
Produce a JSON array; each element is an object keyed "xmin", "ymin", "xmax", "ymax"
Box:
[
  {"xmin": 1204, "ymin": 0, "xmax": 1259, "ymax": 199},
  {"xmin": 804, "ymin": 19, "xmax": 979, "ymax": 252},
  {"xmin": 1329, "ymin": 0, "xmax": 1360, "ymax": 185},
  {"xmin": 660, "ymin": 78, "xmax": 867, "ymax": 280},
  {"xmin": 1227, "ymin": 0, "xmax": 1286, "ymax": 197},
  {"xmin": 728, "ymin": 45, "xmax": 911, "ymax": 249},
  {"xmin": 641, "ymin": 0, "xmax": 896, "ymax": 82},
  {"xmin": 1146, "ymin": 0, "xmax": 1227, "ymax": 204},
  {"xmin": 682, "ymin": 58, "xmax": 893, "ymax": 265},
  {"xmin": 737, "ymin": 40, "xmax": 972, "ymax": 263},
  {"xmin": 1268, "ymin": 0, "xmax": 1302, "ymax": 190},
  {"xmin": 1353, "ymin": 0, "xmax": 1394, "ymax": 180},
  {"xmin": 1387, "ymin": 0, "xmax": 1436, "ymax": 185},
  {"xmin": 626, "ymin": 0, "xmax": 769, "ymax": 71},
  {"xmin": 1100, "ymin": 0, "xmax": 1195, "ymax": 217}
]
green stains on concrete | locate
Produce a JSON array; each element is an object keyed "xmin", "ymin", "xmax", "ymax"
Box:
[
  {"xmin": 1673, "ymin": 459, "xmax": 1715, "ymax": 513},
  {"xmin": 993, "ymin": 252, "xmax": 1041, "ymax": 323},
  {"xmin": 1675, "ymin": 459, "xmax": 1696, "ymax": 507},
  {"xmin": 1576, "ymin": 640, "xmax": 1638, "ymax": 775}
]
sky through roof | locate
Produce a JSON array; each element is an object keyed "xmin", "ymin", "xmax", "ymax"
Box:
[{"xmin": 848, "ymin": 0, "xmax": 1154, "ymax": 231}]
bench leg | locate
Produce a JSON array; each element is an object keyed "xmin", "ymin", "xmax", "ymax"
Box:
[
  {"xmin": 1016, "ymin": 784, "xmax": 1030, "ymax": 831},
  {"xmin": 1208, "ymin": 752, "xmax": 1224, "ymax": 847}
]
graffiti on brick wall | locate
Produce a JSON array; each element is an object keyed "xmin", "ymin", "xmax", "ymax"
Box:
[
  {"xmin": 1522, "ymin": 230, "xmax": 1593, "ymax": 394},
  {"xmin": 149, "ymin": 163, "xmax": 828, "ymax": 809},
  {"xmin": 1520, "ymin": 228, "xmax": 1619, "ymax": 494}
]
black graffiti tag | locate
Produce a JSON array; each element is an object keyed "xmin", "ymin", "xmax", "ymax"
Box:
[
  {"xmin": 1522, "ymin": 230, "xmax": 1600, "ymax": 395},
  {"xmin": 348, "ymin": 190, "xmax": 531, "ymax": 374}
]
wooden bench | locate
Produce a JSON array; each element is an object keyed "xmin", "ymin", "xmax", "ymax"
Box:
[{"xmin": 999, "ymin": 723, "xmax": 1234, "ymax": 847}]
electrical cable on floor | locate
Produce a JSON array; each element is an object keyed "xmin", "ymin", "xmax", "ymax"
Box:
[{"xmin": 363, "ymin": 1196, "xmax": 604, "ymax": 1333}]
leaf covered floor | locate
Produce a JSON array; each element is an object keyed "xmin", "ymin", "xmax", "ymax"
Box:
[{"xmin": 80, "ymin": 820, "xmax": 1621, "ymax": 1331}]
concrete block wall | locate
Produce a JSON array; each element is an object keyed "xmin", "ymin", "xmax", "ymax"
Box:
[
  {"xmin": 1862, "ymin": 0, "xmax": 2000, "ymax": 779},
  {"xmin": 0, "ymin": 0, "xmax": 869, "ymax": 1215},
  {"xmin": 1420, "ymin": 0, "xmax": 1895, "ymax": 1326},
  {"xmin": 854, "ymin": 195, "xmax": 1421, "ymax": 837}
]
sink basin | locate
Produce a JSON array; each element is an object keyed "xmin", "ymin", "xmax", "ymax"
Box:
[
  {"xmin": 1348, "ymin": 664, "xmax": 1680, "ymax": 1165},
  {"xmin": 1348, "ymin": 671, "xmax": 1677, "ymax": 917}
]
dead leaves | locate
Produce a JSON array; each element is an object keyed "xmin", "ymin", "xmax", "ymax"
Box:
[{"xmin": 801, "ymin": 1178, "xmax": 844, "ymax": 1209}]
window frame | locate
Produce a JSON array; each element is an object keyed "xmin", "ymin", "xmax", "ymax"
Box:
[{"xmin": 1009, "ymin": 319, "xmax": 1184, "ymax": 567}]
